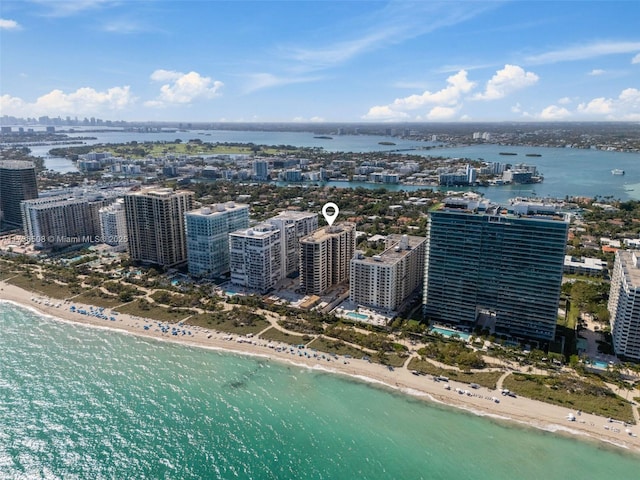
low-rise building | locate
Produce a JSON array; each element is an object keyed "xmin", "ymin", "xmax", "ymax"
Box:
[{"xmin": 563, "ymin": 255, "xmax": 605, "ymax": 276}]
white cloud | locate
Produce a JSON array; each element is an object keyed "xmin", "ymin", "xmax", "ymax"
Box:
[
  {"xmin": 362, "ymin": 105, "xmax": 410, "ymax": 121},
  {"xmin": 426, "ymin": 106, "xmax": 459, "ymax": 120},
  {"xmin": 558, "ymin": 97, "xmax": 572, "ymax": 105},
  {"xmin": 293, "ymin": 116, "xmax": 325, "ymax": 123},
  {"xmin": 146, "ymin": 70, "xmax": 223, "ymax": 106},
  {"xmin": 242, "ymin": 72, "xmax": 321, "ymax": 94},
  {"xmin": 526, "ymin": 41, "xmax": 640, "ymax": 65},
  {"xmin": 0, "ymin": 86, "xmax": 135, "ymax": 117},
  {"xmin": 577, "ymin": 97, "xmax": 612, "ymax": 115},
  {"xmin": 0, "ymin": 18, "xmax": 21, "ymax": 30},
  {"xmin": 539, "ymin": 105, "xmax": 571, "ymax": 120},
  {"xmin": 29, "ymin": 0, "xmax": 116, "ymax": 17},
  {"xmin": 632, "ymin": 53, "xmax": 640, "ymax": 64},
  {"xmin": 363, "ymin": 70, "xmax": 475, "ymax": 121},
  {"xmin": 150, "ymin": 69, "xmax": 182, "ymax": 82},
  {"xmin": 473, "ymin": 65, "xmax": 538, "ymax": 100},
  {"xmin": 572, "ymin": 88, "xmax": 640, "ymax": 120},
  {"xmin": 102, "ymin": 19, "xmax": 147, "ymax": 34},
  {"xmin": 0, "ymin": 95, "xmax": 27, "ymax": 113},
  {"xmin": 282, "ymin": 2, "xmax": 496, "ymax": 73},
  {"xmin": 511, "ymin": 103, "xmax": 521, "ymax": 113},
  {"xmin": 588, "ymin": 69, "xmax": 605, "ymax": 76}
]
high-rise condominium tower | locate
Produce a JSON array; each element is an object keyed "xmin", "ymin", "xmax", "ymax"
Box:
[
  {"xmin": 0, "ymin": 160, "xmax": 38, "ymax": 229},
  {"xmin": 185, "ymin": 202, "xmax": 250, "ymax": 278},
  {"xmin": 423, "ymin": 199, "xmax": 568, "ymax": 342},
  {"xmin": 350, "ymin": 234, "xmax": 426, "ymax": 312},
  {"xmin": 608, "ymin": 251, "xmax": 640, "ymax": 361},
  {"xmin": 124, "ymin": 187, "xmax": 194, "ymax": 268},
  {"xmin": 299, "ymin": 222, "xmax": 356, "ymax": 295}
]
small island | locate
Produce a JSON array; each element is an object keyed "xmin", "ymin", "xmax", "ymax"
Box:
[{"xmin": 378, "ymin": 141, "xmax": 396, "ymax": 146}]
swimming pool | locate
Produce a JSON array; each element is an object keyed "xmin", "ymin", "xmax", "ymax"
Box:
[
  {"xmin": 430, "ymin": 327, "xmax": 471, "ymax": 340},
  {"xmin": 347, "ymin": 312, "xmax": 369, "ymax": 320},
  {"xmin": 591, "ymin": 360, "xmax": 609, "ymax": 369}
]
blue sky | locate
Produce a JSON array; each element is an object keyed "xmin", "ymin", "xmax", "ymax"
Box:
[{"xmin": 1, "ymin": 0, "xmax": 639, "ymax": 122}]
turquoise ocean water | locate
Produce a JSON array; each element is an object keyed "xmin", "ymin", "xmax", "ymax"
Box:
[{"xmin": 2, "ymin": 303, "xmax": 640, "ymax": 479}]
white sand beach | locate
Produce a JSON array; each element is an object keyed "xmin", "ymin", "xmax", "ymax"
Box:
[{"xmin": 1, "ymin": 279, "xmax": 639, "ymax": 453}]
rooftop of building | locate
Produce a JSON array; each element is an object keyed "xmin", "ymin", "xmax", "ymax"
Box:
[
  {"xmin": 618, "ymin": 250, "xmax": 640, "ymax": 287},
  {"xmin": 187, "ymin": 202, "xmax": 249, "ymax": 217},
  {"xmin": 127, "ymin": 187, "xmax": 193, "ymax": 198},
  {"xmin": 564, "ymin": 255, "xmax": 604, "ymax": 269},
  {"xmin": 353, "ymin": 234, "xmax": 425, "ymax": 265},
  {"xmin": 436, "ymin": 197, "xmax": 567, "ymax": 223},
  {"xmin": 0, "ymin": 160, "xmax": 36, "ymax": 170},
  {"xmin": 23, "ymin": 188, "xmax": 124, "ymax": 208},
  {"xmin": 300, "ymin": 222, "xmax": 355, "ymax": 243},
  {"xmin": 270, "ymin": 210, "xmax": 318, "ymax": 221},
  {"xmin": 230, "ymin": 223, "xmax": 279, "ymax": 239}
]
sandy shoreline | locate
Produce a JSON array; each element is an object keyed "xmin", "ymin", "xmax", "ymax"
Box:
[{"xmin": 2, "ymin": 280, "xmax": 640, "ymax": 454}]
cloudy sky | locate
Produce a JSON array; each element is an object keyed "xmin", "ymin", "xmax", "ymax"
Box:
[{"xmin": 1, "ymin": 0, "xmax": 639, "ymax": 122}]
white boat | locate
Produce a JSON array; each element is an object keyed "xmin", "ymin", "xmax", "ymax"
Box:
[{"xmin": 611, "ymin": 169, "xmax": 625, "ymax": 175}]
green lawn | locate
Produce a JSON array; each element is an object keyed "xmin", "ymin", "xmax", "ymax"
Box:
[
  {"xmin": 503, "ymin": 373, "xmax": 635, "ymax": 424},
  {"xmin": 6, "ymin": 274, "xmax": 82, "ymax": 299},
  {"xmin": 186, "ymin": 312, "xmax": 270, "ymax": 335},
  {"xmin": 259, "ymin": 327, "xmax": 310, "ymax": 345},
  {"xmin": 306, "ymin": 336, "xmax": 367, "ymax": 358},
  {"xmin": 384, "ymin": 353, "xmax": 410, "ymax": 368},
  {"xmin": 74, "ymin": 289, "xmax": 125, "ymax": 308},
  {"xmin": 407, "ymin": 358, "xmax": 503, "ymax": 388},
  {"xmin": 115, "ymin": 301, "xmax": 194, "ymax": 323}
]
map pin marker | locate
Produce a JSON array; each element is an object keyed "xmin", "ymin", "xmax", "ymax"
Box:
[{"xmin": 322, "ymin": 202, "xmax": 339, "ymax": 227}]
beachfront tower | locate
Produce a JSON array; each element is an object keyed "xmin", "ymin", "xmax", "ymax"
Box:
[
  {"xmin": 299, "ymin": 222, "xmax": 356, "ymax": 295},
  {"xmin": 350, "ymin": 235, "xmax": 426, "ymax": 313},
  {"xmin": 21, "ymin": 191, "xmax": 119, "ymax": 249},
  {"xmin": 423, "ymin": 198, "xmax": 568, "ymax": 342},
  {"xmin": 608, "ymin": 251, "xmax": 640, "ymax": 361},
  {"xmin": 0, "ymin": 160, "xmax": 38, "ymax": 229},
  {"xmin": 99, "ymin": 199, "xmax": 128, "ymax": 251},
  {"xmin": 229, "ymin": 223, "xmax": 282, "ymax": 293},
  {"xmin": 185, "ymin": 202, "xmax": 249, "ymax": 278},
  {"xmin": 267, "ymin": 211, "xmax": 318, "ymax": 278},
  {"xmin": 124, "ymin": 187, "xmax": 194, "ymax": 268}
]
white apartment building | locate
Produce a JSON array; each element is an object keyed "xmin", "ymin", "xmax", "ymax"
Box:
[
  {"xmin": 229, "ymin": 223, "xmax": 282, "ymax": 293},
  {"xmin": 99, "ymin": 199, "xmax": 128, "ymax": 251},
  {"xmin": 563, "ymin": 255, "xmax": 605, "ymax": 276},
  {"xmin": 267, "ymin": 211, "xmax": 318, "ymax": 278},
  {"xmin": 186, "ymin": 202, "xmax": 249, "ymax": 278},
  {"xmin": 299, "ymin": 222, "xmax": 356, "ymax": 295},
  {"xmin": 608, "ymin": 251, "xmax": 640, "ymax": 360},
  {"xmin": 350, "ymin": 234, "xmax": 426, "ymax": 312},
  {"xmin": 124, "ymin": 187, "xmax": 194, "ymax": 268},
  {"xmin": 21, "ymin": 191, "xmax": 119, "ymax": 249}
]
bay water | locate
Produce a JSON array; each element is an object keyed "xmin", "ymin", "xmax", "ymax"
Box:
[
  {"xmin": 2, "ymin": 303, "xmax": 640, "ymax": 479},
  {"xmin": 32, "ymin": 129, "xmax": 640, "ymax": 203}
]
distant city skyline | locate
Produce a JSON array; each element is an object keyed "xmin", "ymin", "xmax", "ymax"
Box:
[{"xmin": 1, "ymin": 1, "xmax": 639, "ymax": 123}]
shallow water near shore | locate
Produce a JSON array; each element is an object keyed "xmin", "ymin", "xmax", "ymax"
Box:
[{"xmin": 1, "ymin": 303, "xmax": 640, "ymax": 479}]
